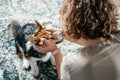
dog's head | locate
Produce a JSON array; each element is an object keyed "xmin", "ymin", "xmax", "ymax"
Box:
[
  {"xmin": 28, "ymin": 20, "xmax": 64, "ymax": 46},
  {"xmin": 7, "ymin": 20, "xmax": 64, "ymax": 59}
]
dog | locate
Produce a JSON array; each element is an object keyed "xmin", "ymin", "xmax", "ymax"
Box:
[{"xmin": 7, "ymin": 20, "xmax": 63, "ymax": 78}]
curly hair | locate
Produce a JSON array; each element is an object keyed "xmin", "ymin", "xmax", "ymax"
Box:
[{"xmin": 60, "ymin": 0, "xmax": 118, "ymax": 39}]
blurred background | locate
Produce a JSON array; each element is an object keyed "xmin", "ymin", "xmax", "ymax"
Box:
[{"xmin": 0, "ymin": 0, "xmax": 120, "ymax": 80}]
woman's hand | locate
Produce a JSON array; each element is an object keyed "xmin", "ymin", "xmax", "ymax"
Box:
[{"xmin": 34, "ymin": 38, "xmax": 59, "ymax": 53}]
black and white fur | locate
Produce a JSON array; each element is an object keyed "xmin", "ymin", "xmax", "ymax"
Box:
[{"xmin": 7, "ymin": 20, "xmax": 63, "ymax": 77}]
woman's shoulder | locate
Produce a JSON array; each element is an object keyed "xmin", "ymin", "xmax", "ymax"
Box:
[
  {"xmin": 63, "ymin": 52, "xmax": 82, "ymax": 60},
  {"xmin": 110, "ymin": 30, "xmax": 120, "ymax": 43},
  {"xmin": 63, "ymin": 52, "xmax": 89, "ymax": 66}
]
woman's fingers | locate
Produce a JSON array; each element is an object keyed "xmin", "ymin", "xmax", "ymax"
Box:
[
  {"xmin": 41, "ymin": 38, "xmax": 50, "ymax": 45},
  {"xmin": 35, "ymin": 45, "xmax": 47, "ymax": 53}
]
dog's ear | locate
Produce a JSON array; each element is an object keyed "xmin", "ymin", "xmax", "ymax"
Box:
[
  {"xmin": 34, "ymin": 20, "xmax": 43, "ymax": 34},
  {"xmin": 7, "ymin": 20, "xmax": 21, "ymax": 40}
]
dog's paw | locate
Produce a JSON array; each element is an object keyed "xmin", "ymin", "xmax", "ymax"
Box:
[
  {"xmin": 23, "ymin": 58, "xmax": 30, "ymax": 70},
  {"xmin": 32, "ymin": 68, "xmax": 39, "ymax": 76},
  {"xmin": 23, "ymin": 65, "xmax": 31, "ymax": 71},
  {"xmin": 33, "ymin": 71, "xmax": 41, "ymax": 79},
  {"xmin": 30, "ymin": 70, "xmax": 41, "ymax": 79}
]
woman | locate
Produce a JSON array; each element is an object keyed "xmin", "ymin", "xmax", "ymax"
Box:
[{"xmin": 35, "ymin": 0, "xmax": 120, "ymax": 80}]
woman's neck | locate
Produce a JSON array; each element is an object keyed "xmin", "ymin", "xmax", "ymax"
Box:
[{"xmin": 77, "ymin": 37, "xmax": 107, "ymax": 47}]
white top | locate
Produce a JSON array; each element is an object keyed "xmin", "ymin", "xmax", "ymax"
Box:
[{"xmin": 61, "ymin": 32, "xmax": 120, "ymax": 80}]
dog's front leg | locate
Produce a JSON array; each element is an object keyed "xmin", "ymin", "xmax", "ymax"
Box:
[
  {"xmin": 50, "ymin": 54, "xmax": 56, "ymax": 65},
  {"xmin": 23, "ymin": 57, "xmax": 30, "ymax": 70},
  {"xmin": 29, "ymin": 57, "xmax": 40, "ymax": 77}
]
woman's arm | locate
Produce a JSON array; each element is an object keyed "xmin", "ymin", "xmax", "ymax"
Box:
[
  {"xmin": 34, "ymin": 38, "xmax": 63, "ymax": 79},
  {"xmin": 52, "ymin": 48, "xmax": 63, "ymax": 79}
]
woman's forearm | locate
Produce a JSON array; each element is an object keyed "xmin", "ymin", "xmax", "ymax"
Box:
[{"xmin": 52, "ymin": 48, "xmax": 63, "ymax": 80}]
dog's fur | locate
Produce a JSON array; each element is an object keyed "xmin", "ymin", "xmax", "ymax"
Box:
[{"xmin": 7, "ymin": 20, "xmax": 63, "ymax": 78}]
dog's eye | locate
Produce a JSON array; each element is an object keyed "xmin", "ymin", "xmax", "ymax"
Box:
[{"xmin": 51, "ymin": 36, "xmax": 57, "ymax": 40}]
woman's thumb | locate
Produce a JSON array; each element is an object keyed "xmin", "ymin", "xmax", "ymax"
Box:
[{"xmin": 41, "ymin": 38, "xmax": 49, "ymax": 44}]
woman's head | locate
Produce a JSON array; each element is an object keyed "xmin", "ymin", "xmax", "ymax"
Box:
[{"xmin": 60, "ymin": 0, "xmax": 118, "ymax": 40}]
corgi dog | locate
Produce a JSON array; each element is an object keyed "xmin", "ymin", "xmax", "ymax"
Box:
[{"xmin": 7, "ymin": 20, "xmax": 63, "ymax": 78}]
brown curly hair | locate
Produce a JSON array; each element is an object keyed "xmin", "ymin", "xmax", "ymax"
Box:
[{"xmin": 60, "ymin": 0, "xmax": 118, "ymax": 39}]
